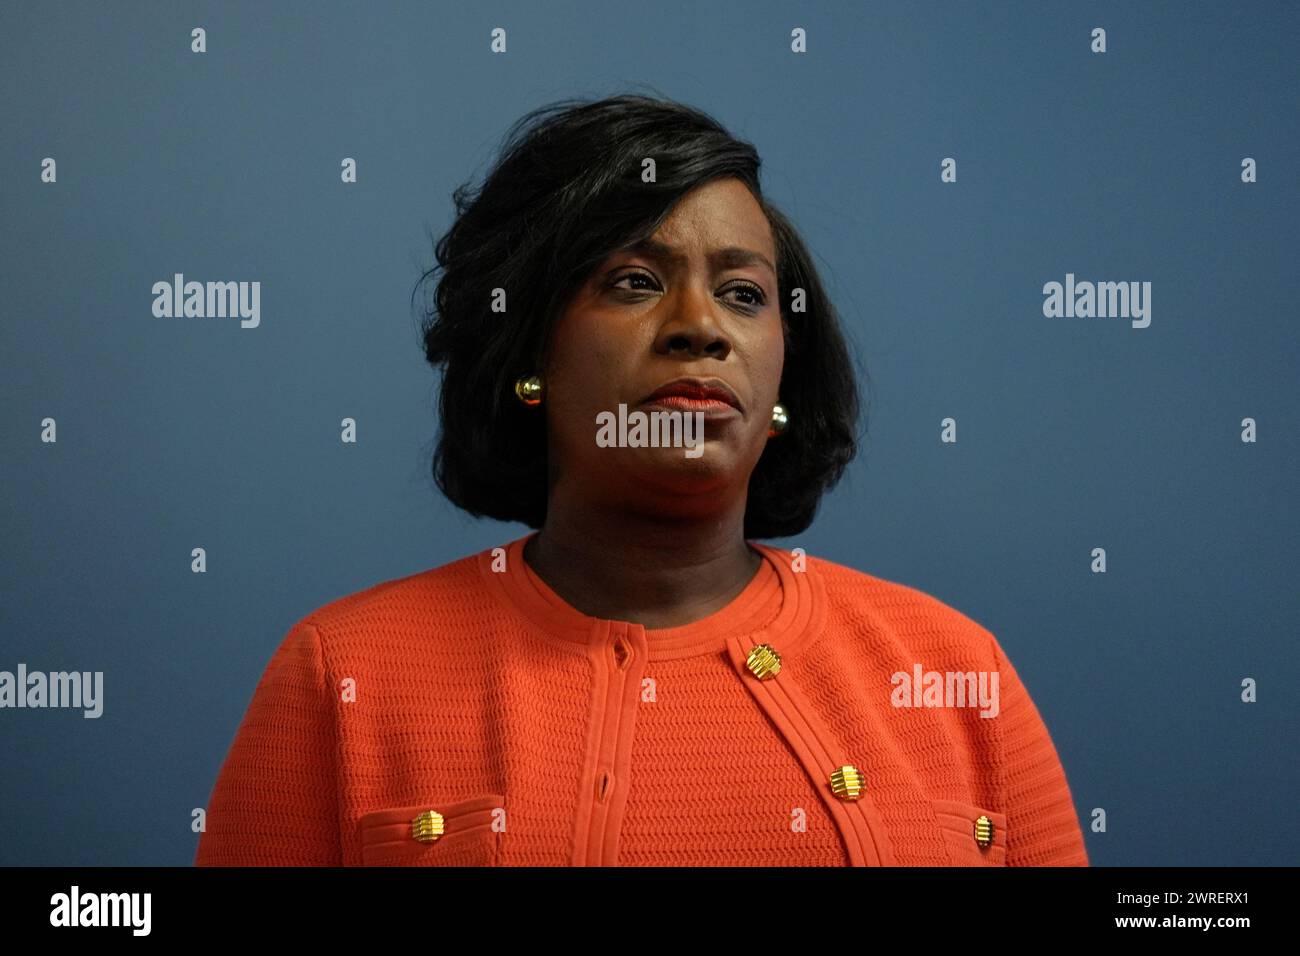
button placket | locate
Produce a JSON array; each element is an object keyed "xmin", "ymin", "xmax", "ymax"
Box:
[
  {"xmin": 729, "ymin": 635, "xmax": 896, "ymax": 866},
  {"xmin": 595, "ymin": 631, "xmax": 633, "ymax": 806},
  {"xmin": 570, "ymin": 620, "xmax": 645, "ymax": 865}
]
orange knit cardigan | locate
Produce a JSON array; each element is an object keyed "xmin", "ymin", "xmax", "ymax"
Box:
[{"xmin": 195, "ymin": 532, "xmax": 1089, "ymax": 866}]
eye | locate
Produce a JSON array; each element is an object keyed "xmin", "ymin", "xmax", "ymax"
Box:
[
  {"xmin": 608, "ymin": 269, "xmax": 660, "ymax": 293},
  {"xmin": 606, "ymin": 271, "xmax": 766, "ymax": 309},
  {"xmin": 723, "ymin": 282, "xmax": 767, "ymax": 308}
]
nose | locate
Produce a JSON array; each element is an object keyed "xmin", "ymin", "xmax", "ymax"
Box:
[{"xmin": 653, "ymin": 280, "xmax": 732, "ymax": 360}]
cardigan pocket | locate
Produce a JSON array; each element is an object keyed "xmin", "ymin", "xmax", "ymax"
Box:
[
  {"xmin": 357, "ymin": 794, "xmax": 504, "ymax": 866},
  {"xmin": 931, "ymin": 799, "xmax": 1007, "ymax": 867}
]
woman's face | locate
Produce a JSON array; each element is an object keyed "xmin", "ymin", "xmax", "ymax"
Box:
[{"xmin": 541, "ymin": 176, "xmax": 784, "ymax": 506}]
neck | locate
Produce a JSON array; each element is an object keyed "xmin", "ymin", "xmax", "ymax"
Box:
[{"xmin": 522, "ymin": 493, "xmax": 762, "ymax": 630}]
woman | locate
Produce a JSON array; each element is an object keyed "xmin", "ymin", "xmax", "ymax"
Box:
[{"xmin": 195, "ymin": 93, "xmax": 1089, "ymax": 867}]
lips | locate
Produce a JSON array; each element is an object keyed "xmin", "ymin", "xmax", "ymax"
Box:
[{"xmin": 641, "ymin": 377, "xmax": 743, "ymax": 413}]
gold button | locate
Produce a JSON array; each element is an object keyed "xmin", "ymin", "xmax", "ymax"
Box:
[
  {"xmin": 829, "ymin": 765, "xmax": 866, "ymax": 800},
  {"xmin": 973, "ymin": 814, "xmax": 994, "ymax": 848},
  {"xmin": 411, "ymin": 809, "xmax": 445, "ymax": 843},
  {"xmin": 745, "ymin": 643, "xmax": 782, "ymax": 680}
]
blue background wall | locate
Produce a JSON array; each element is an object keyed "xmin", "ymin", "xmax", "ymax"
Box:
[{"xmin": 1, "ymin": 0, "xmax": 1296, "ymax": 865}]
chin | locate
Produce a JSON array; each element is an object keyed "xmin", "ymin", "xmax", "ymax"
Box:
[{"xmin": 625, "ymin": 443, "xmax": 737, "ymax": 485}]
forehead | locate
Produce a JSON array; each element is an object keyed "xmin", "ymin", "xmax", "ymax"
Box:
[{"xmin": 649, "ymin": 178, "xmax": 774, "ymax": 257}]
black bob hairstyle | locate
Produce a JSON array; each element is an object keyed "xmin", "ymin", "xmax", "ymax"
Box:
[{"xmin": 413, "ymin": 92, "xmax": 863, "ymax": 539}]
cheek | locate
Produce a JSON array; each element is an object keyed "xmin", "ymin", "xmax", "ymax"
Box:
[
  {"xmin": 545, "ymin": 319, "xmax": 628, "ymax": 413},
  {"xmin": 753, "ymin": 319, "xmax": 786, "ymax": 394}
]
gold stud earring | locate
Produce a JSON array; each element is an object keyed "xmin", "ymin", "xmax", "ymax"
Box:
[
  {"xmin": 768, "ymin": 402, "xmax": 789, "ymax": 437},
  {"xmin": 514, "ymin": 374, "xmax": 543, "ymax": 406}
]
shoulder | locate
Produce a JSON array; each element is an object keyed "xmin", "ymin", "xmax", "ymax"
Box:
[
  {"xmin": 287, "ymin": 545, "xmax": 504, "ymax": 651},
  {"xmin": 796, "ymin": 547, "xmax": 1002, "ymax": 667}
]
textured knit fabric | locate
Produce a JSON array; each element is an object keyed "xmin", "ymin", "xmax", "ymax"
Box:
[{"xmin": 194, "ymin": 531, "xmax": 1090, "ymax": 867}]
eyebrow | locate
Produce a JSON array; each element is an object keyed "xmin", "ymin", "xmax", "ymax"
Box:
[{"xmin": 618, "ymin": 237, "xmax": 777, "ymax": 277}]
